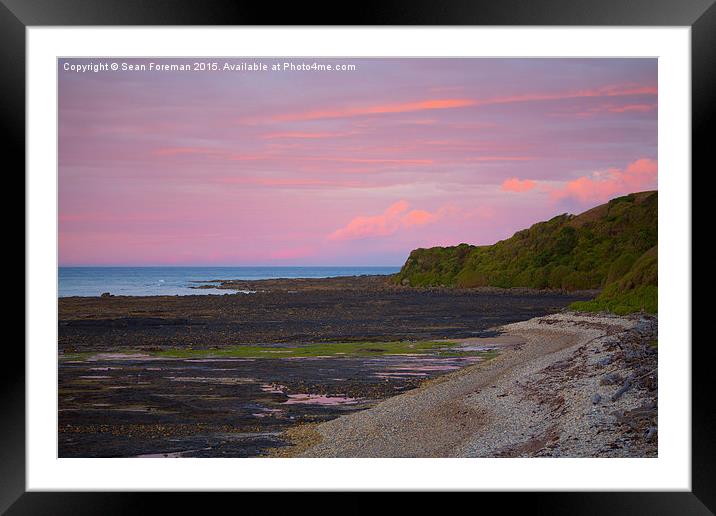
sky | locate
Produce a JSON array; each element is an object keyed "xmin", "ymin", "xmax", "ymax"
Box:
[{"xmin": 58, "ymin": 58, "xmax": 657, "ymax": 266}]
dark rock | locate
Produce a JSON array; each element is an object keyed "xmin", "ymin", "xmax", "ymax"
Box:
[
  {"xmin": 64, "ymin": 317, "xmax": 192, "ymax": 328},
  {"xmin": 592, "ymin": 393, "xmax": 602, "ymax": 405}
]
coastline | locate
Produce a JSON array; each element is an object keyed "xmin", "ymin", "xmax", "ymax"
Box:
[
  {"xmin": 57, "ymin": 267, "xmax": 402, "ymax": 298},
  {"xmin": 59, "ymin": 270, "xmax": 601, "ymax": 299},
  {"xmin": 190, "ymin": 274, "xmax": 601, "ymax": 297},
  {"xmin": 275, "ymin": 311, "xmax": 657, "ymax": 458},
  {"xmin": 59, "ymin": 275, "xmax": 593, "ymax": 352},
  {"xmin": 58, "ymin": 275, "xmax": 597, "ymax": 457}
]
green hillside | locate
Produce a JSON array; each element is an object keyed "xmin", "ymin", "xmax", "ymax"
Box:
[
  {"xmin": 394, "ymin": 191, "xmax": 657, "ymax": 314},
  {"xmin": 570, "ymin": 244, "xmax": 657, "ymax": 315}
]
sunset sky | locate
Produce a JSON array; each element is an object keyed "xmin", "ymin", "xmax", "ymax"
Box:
[{"xmin": 59, "ymin": 58, "xmax": 657, "ymax": 266}]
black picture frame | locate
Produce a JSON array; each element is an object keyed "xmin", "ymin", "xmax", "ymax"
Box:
[{"xmin": 6, "ymin": 0, "xmax": 709, "ymax": 512}]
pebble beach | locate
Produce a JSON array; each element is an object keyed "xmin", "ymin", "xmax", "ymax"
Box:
[{"xmin": 281, "ymin": 312, "xmax": 658, "ymax": 458}]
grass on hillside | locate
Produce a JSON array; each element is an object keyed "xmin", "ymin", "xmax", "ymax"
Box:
[
  {"xmin": 569, "ymin": 245, "xmax": 657, "ymax": 314},
  {"xmin": 395, "ymin": 191, "xmax": 658, "ymax": 315}
]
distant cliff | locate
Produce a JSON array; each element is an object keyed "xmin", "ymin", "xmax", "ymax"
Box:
[{"xmin": 395, "ymin": 191, "xmax": 657, "ymax": 314}]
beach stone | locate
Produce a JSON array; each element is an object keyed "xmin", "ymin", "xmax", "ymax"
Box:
[
  {"xmin": 600, "ymin": 372, "xmax": 621, "ymax": 385},
  {"xmin": 611, "ymin": 379, "xmax": 632, "ymax": 401},
  {"xmin": 597, "ymin": 356, "xmax": 612, "ymax": 367},
  {"xmin": 592, "ymin": 393, "xmax": 602, "ymax": 405}
]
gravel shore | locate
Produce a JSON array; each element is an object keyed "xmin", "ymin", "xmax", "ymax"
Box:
[{"xmin": 285, "ymin": 312, "xmax": 658, "ymax": 458}]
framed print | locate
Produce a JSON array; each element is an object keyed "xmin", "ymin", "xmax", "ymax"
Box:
[{"xmin": 7, "ymin": 0, "xmax": 711, "ymax": 512}]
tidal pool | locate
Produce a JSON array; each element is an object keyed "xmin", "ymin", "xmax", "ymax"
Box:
[{"xmin": 59, "ymin": 338, "xmax": 506, "ymax": 457}]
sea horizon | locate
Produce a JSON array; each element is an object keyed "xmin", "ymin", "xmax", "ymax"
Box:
[{"xmin": 58, "ymin": 265, "xmax": 402, "ymax": 297}]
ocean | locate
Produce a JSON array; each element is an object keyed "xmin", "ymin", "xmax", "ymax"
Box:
[{"xmin": 58, "ymin": 266, "xmax": 401, "ymax": 297}]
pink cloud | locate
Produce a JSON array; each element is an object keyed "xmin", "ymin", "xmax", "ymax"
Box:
[
  {"xmin": 265, "ymin": 83, "xmax": 656, "ymax": 126},
  {"xmin": 153, "ymin": 146, "xmax": 222, "ymax": 157},
  {"xmin": 302, "ymin": 157, "xmax": 432, "ymax": 165},
  {"xmin": 552, "ymin": 158, "xmax": 657, "ymax": 203},
  {"xmin": 557, "ymin": 102, "xmax": 657, "ymax": 118},
  {"xmin": 465, "ymin": 156, "xmax": 534, "ymax": 163},
  {"xmin": 213, "ymin": 176, "xmax": 370, "ymax": 188},
  {"xmin": 151, "ymin": 146, "xmax": 432, "ymax": 167},
  {"xmin": 262, "ymin": 131, "xmax": 349, "ymax": 139},
  {"xmin": 328, "ymin": 200, "xmax": 447, "ymax": 241},
  {"xmin": 593, "ymin": 84, "xmax": 657, "ymax": 97},
  {"xmin": 152, "ymin": 147, "xmax": 264, "ymax": 161},
  {"xmin": 608, "ymin": 103, "xmax": 655, "ymax": 113},
  {"xmin": 274, "ymin": 98, "xmax": 477, "ymax": 122},
  {"xmin": 502, "ymin": 177, "xmax": 536, "ymax": 192},
  {"xmin": 472, "ymin": 83, "xmax": 656, "ymax": 109},
  {"xmin": 268, "ymin": 83, "xmax": 656, "ymax": 123}
]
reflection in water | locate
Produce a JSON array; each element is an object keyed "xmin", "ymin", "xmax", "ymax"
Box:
[
  {"xmin": 60, "ymin": 337, "xmax": 508, "ymax": 457},
  {"xmin": 283, "ymin": 394, "xmax": 362, "ymax": 406},
  {"xmin": 252, "ymin": 408, "xmax": 284, "ymax": 418},
  {"xmin": 260, "ymin": 383, "xmax": 287, "ymax": 394}
]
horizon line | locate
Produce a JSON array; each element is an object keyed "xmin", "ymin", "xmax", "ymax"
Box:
[{"xmin": 58, "ymin": 264, "xmax": 404, "ymax": 268}]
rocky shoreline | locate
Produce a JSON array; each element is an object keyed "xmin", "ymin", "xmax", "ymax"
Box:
[
  {"xmin": 59, "ymin": 276, "xmax": 597, "ymax": 457},
  {"xmin": 59, "ymin": 275, "xmax": 652, "ymax": 458},
  {"xmin": 59, "ymin": 275, "xmax": 593, "ymax": 353},
  {"xmin": 190, "ymin": 274, "xmax": 601, "ymax": 297},
  {"xmin": 278, "ymin": 312, "xmax": 657, "ymax": 458}
]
